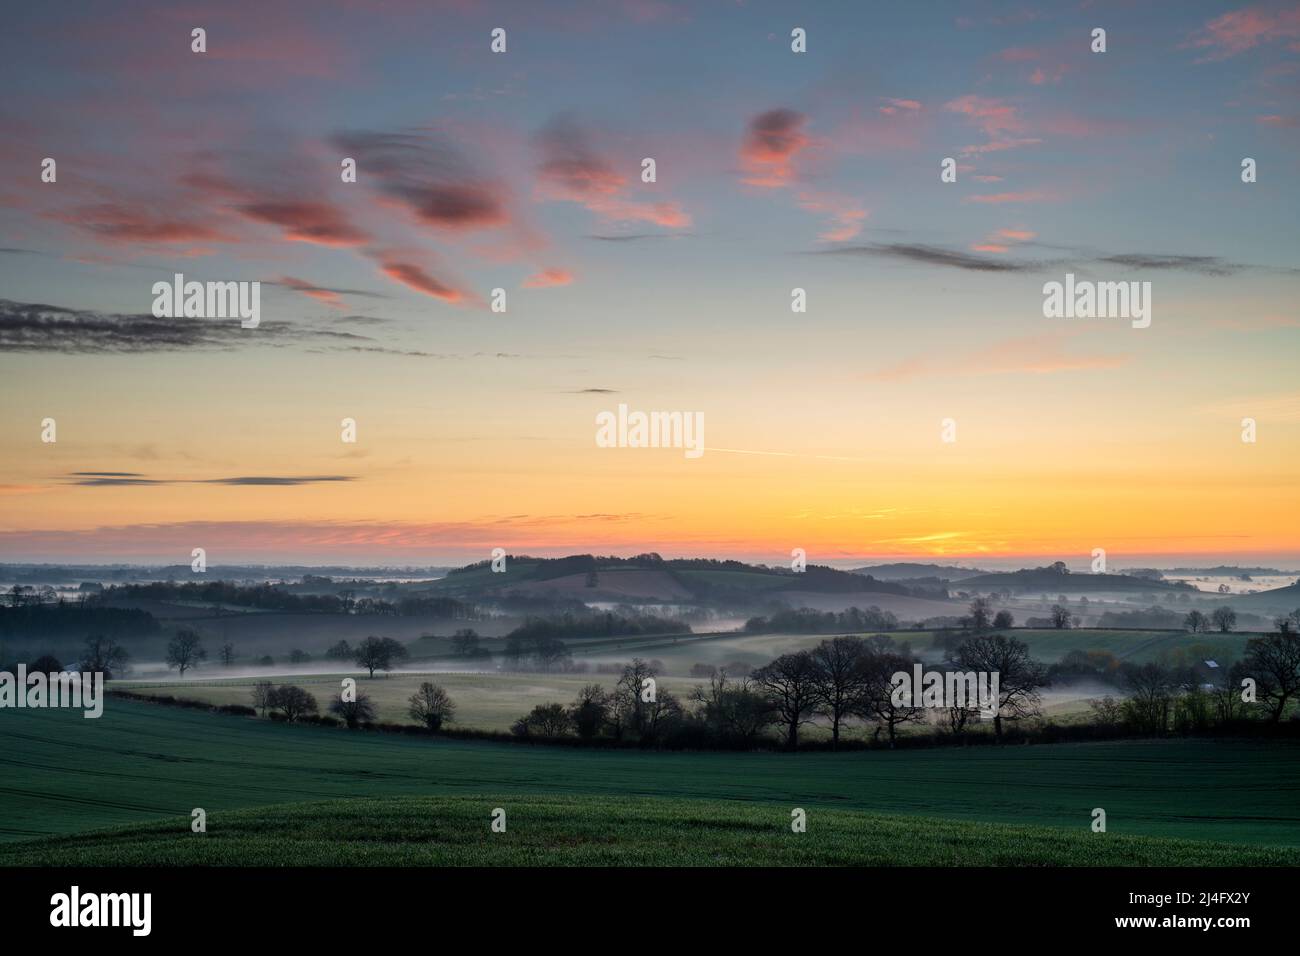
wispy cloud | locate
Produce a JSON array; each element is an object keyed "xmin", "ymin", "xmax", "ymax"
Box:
[
  {"xmin": 868, "ymin": 334, "xmax": 1130, "ymax": 382},
  {"xmin": 0, "ymin": 299, "xmax": 434, "ymax": 354},
  {"xmin": 535, "ymin": 114, "xmax": 690, "ymax": 227},
  {"xmin": 522, "ymin": 267, "xmax": 574, "ymax": 288},
  {"xmin": 64, "ymin": 473, "xmax": 358, "ymax": 487},
  {"xmin": 1187, "ymin": 5, "xmax": 1300, "ymax": 61}
]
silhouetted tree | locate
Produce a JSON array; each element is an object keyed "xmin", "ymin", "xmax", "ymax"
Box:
[
  {"xmin": 1242, "ymin": 629, "xmax": 1300, "ymax": 722},
  {"xmin": 1120, "ymin": 662, "xmax": 1175, "ymax": 733},
  {"xmin": 950, "ymin": 634, "xmax": 1049, "ymax": 740},
  {"xmin": 251, "ymin": 681, "xmax": 274, "ymax": 716},
  {"xmin": 270, "ymin": 685, "xmax": 318, "ymax": 722},
  {"xmin": 166, "ymin": 628, "xmax": 206, "ymax": 677},
  {"xmin": 568, "ymin": 683, "xmax": 611, "ymax": 739},
  {"xmin": 354, "ymin": 636, "xmax": 408, "ymax": 677},
  {"xmin": 858, "ymin": 650, "xmax": 925, "ymax": 747},
  {"xmin": 513, "ymin": 702, "xmax": 570, "ymax": 737},
  {"xmin": 407, "ymin": 681, "xmax": 455, "ymax": 730},
  {"xmin": 329, "ymin": 692, "xmax": 375, "ymax": 728},
  {"xmin": 1211, "ymin": 607, "xmax": 1237, "ymax": 633},
  {"xmin": 809, "ymin": 636, "xmax": 870, "ymax": 748},
  {"xmin": 81, "ymin": 635, "xmax": 130, "ymax": 679},
  {"xmin": 751, "ymin": 651, "xmax": 820, "ymax": 750}
]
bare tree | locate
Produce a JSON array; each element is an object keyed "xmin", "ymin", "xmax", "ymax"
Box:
[
  {"xmin": 1242, "ymin": 629, "xmax": 1300, "ymax": 722},
  {"xmin": 1050, "ymin": 604, "xmax": 1072, "ymax": 629},
  {"xmin": 751, "ymin": 651, "xmax": 820, "ymax": 750},
  {"xmin": 992, "ymin": 610, "xmax": 1014, "ymax": 630},
  {"xmin": 1120, "ymin": 662, "xmax": 1175, "ymax": 733},
  {"xmin": 611, "ymin": 658, "xmax": 658, "ymax": 739},
  {"xmin": 166, "ymin": 628, "xmax": 206, "ymax": 677},
  {"xmin": 1088, "ymin": 695, "xmax": 1123, "ymax": 727},
  {"xmin": 81, "ymin": 635, "xmax": 130, "ymax": 679},
  {"xmin": 969, "ymin": 597, "xmax": 992, "ymax": 633},
  {"xmin": 689, "ymin": 670, "xmax": 773, "ymax": 744},
  {"xmin": 270, "ymin": 685, "xmax": 318, "ymax": 722},
  {"xmin": 639, "ymin": 688, "xmax": 683, "ymax": 741},
  {"xmin": 514, "ymin": 702, "xmax": 570, "ymax": 737},
  {"xmin": 1183, "ymin": 609, "xmax": 1208, "ymax": 633},
  {"xmin": 1209, "ymin": 661, "xmax": 1251, "ymax": 723},
  {"xmin": 407, "ymin": 681, "xmax": 456, "ymax": 730},
  {"xmin": 251, "ymin": 681, "xmax": 274, "ymax": 716},
  {"xmin": 1210, "ymin": 606, "xmax": 1237, "ymax": 633},
  {"xmin": 950, "ymin": 633, "xmax": 1049, "ymax": 739},
  {"xmin": 354, "ymin": 636, "xmax": 408, "ymax": 677},
  {"xmin": 858, "ymin": 650, "xmax": 925, "ymax": 747},
  {"xmin": 809, "ymin": 636, "xmax": 869, "ymax": 748},
  {"xmin": 568, "ymin": 683, "xmax": 611, "ymax": 739},
  {"xmin": 533, "ymin": 636, "xmax": 572, "ymax": 672},
  {"xmin": 329, "ymin": 692, "xmax": 376, "ymax": 729},
  {"xmin": 218, "ymin": 642, "xmax": 237, "ymax": 667}
]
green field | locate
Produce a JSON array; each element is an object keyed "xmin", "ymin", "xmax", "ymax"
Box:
[
  {"xmin": 122, "ymin": 671, "xmax": 700, "ymax": 733},
  {"xmin": 112, "ymin": 625, "xmax": 1254, "ymax": 737},
  {"xmin": 5, "ymin": 795, "xmax": 1296, "ymax": 867},
  {"xmin": 2, "ymin": 698, "xmax": 1298, "ymax": 865},
  {"xmin": 408, "ymin": 627, "xmax": 1256, "ymax": 675}
]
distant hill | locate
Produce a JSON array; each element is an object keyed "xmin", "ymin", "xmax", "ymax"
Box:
[
  {"xmin": 959, "ymin": 563, "xmax": 1193, "ymax": 594},
  {"xmin": 1227, "ymin": 581, "xmax": 1300, "ymax": 611},
  {"xmin": 430, "ymin": 554, "xmax": 941, "ymax": 603},
  {"xmin": 850, "ymin": 562, "xmax": 986, "ymax": 582}
]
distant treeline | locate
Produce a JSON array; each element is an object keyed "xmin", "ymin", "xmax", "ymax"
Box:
[
  {"xmin": 744, "ymin": 606, "xmax": 900, "ymax": 634},
  {"xmin": 0, "ymin": 604, "xmax": 159, "ymax": 640},
  {"xmin": 97, "ymin": 582, "xmax": 477, "ymax": 619}
]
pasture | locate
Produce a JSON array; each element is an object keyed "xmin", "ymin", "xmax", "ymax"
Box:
[{"xmin": 1, "ymin": 698, "xmax": 1297, "ymax": 860}]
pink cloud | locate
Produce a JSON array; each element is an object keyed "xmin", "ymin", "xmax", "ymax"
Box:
[
  {"xmin": 944, "ymin": 95, "xmax": 1026, "ymax": 136},
  {"xmin": 970, "ymin": 227, "xmax": 1035, "ymax": 253},
  {"xmin": 797, "ymin": 192, "xmax": 868, "ymax": 242},
  {"xmin": 522, "ymin": 267, "xmax": 574, "ymax": 288},
  {"xmin": 1188, "ymin": 6, "xmax": 1300, "ymax": 60},
  {"xmin": 238, "ymin": 200, "xmax": 370, "ymax": 247},
  {"xmin": 50, "ymin": 203, "xmax": 234, "ymax": 247},
  {"xmin": 278, "ymin": 276, "xmax": 344, "ymax": 309},
  {"xmin": 739, "ymin": 108, "xmax": 809, "ymax": 188},
  {"xmin": 377, "ymin": 258, "xmax": 467, "ymax": 303},
  {"xmin": 535, "ymin": 115, "xmax": 691, "ymax": 227}
]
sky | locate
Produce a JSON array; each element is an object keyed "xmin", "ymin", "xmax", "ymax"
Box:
[{"xmin": 0, "ymin": 0, "xmax": 1298, "ymax": 568}]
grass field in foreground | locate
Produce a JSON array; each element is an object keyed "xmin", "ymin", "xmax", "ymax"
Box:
[
  {"xmin": 2, "ymin": 699, "xmax": 1298, "ymax": 855},
  {"xmin": 4, "ymin": 794, "xmax": 1297, "ymax": 867}
]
